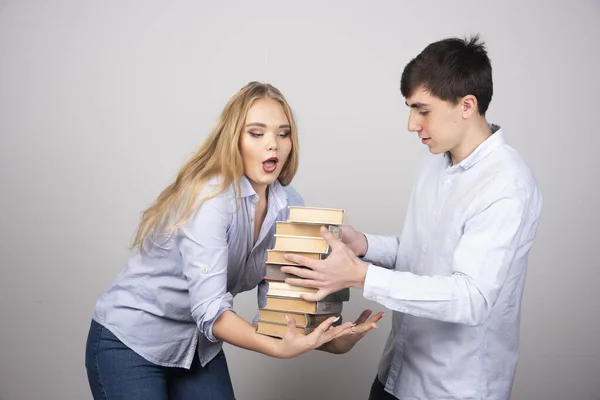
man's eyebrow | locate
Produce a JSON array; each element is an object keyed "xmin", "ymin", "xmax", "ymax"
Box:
[
  {"xmin": 405, "ymin": 101, "xmax": 429, "ymax": 109},
  {"xmin": 245, "ymin": 122, "xmax": 291, "ymax": 128}
]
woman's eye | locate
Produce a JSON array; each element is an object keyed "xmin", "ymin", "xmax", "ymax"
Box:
[
  {"xmin": 279, "ymin": 131, "xmax": 290, "ymax": 138},
  {"xmin": 419, "ymin": 111, "xmax": 429, "ymax": 116},
  {"xmin": 249, "ymin": 131, "xmax": 263, "ymax": 138}
]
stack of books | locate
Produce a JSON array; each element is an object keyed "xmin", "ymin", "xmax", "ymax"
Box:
[{"xmin": 256, "ymin": 206, "xmax": 350, "ymax": 338}]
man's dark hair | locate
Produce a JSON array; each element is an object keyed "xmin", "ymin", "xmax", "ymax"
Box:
[{"xmin": 400, "ymin": 34, "xmax": 493, "ymax": 115}]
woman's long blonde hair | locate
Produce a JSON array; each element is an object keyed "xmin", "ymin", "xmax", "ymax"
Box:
[{"xmin": 131, "ymin": 81, "xmax": 299, "ymax": 251}]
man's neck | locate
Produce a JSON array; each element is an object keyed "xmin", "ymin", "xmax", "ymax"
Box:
[{"xmin": 450, "ymin": 118, "xmax": 492, "ymax": 165}]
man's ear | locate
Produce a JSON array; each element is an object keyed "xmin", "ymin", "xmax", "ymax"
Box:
[{"xmin": 461, "ymin": 95, "xmax": 479, "ymax": 119}]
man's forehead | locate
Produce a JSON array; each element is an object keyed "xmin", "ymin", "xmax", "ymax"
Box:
[{"xmin": 406, "ymin": 87, "xmax": 434, "ymax": 107}]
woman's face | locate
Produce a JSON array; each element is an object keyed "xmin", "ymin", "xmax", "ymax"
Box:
[{"xmin": 239, "ymin": 97, "xmax": 292, "ymax": 195}]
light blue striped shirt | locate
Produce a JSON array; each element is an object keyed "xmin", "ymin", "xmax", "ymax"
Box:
[
  {"xmin": 92, "ymin": 175, "xmax": 304, "ymax": 368},
  {"xmin": 362, "ymin": 125, "xmax": 543, "ymax": 399}
]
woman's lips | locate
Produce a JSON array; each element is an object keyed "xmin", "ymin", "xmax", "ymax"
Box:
[{"xmin": 262, "ymin": 157, "xmax": 278, "ymax": 173}]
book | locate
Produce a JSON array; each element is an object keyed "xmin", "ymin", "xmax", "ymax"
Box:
[
  {"xmin": 263, "ymin": 296, "xmax": 344, "ymax": 314},
  {"xmin": 287, "ymin": 206, "xmax": 345, "ymax": 225},
  {"xmin": 273, "ymin": 234, "xmax": 330, "ymax": 254},
  {"xmin": 264, "ymin": 264, "xmax": 309, "ymax": 281},
  {"xmin": 256, "ymin": 315, "xmax": 343, "ymax": 338},
  {"xmin": 256, "ymin": 205, "xmax": 349, "ymax": 338},
  {"xmin": 266, "ymin": 249, "xmax": 326, "ymax": 265},
  {"xmin": 275, "ymin": 221, "xmax": 342, "ymax": 239},
  {"xmin": 266, "ymin": 281, "xmax": 318, "ymax": 297},
  {"xmin": 256, "ymin": 321, "xmax": 315, "ymax": 338},
  {"xmin": 258, "ymin": 309, "xmax": 340, "ymax": 327},
  {"xmin": 266, "ymin": 281, "xmax": 351, "ymax": 302}
]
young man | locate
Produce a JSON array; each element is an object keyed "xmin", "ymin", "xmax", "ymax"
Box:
[{"xmin": 282, "ymin": 35, "xmax": 543, "ymax": 400}]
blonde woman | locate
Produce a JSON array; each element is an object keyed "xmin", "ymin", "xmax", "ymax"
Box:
[{"xmin": 85, "ymin": 82, "xmax": 382, "ymax": 400}]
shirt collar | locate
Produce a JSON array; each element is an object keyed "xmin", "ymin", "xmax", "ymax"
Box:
[
  {"xmin": 445, "ymin": 123, "xmax": 505, "ymax": 172},
  {"xmin": 240, "ymin": 174, "xmax": 256, "ymax": 197},
  {"xmin": 240, "ymin": 174, "xmax": 289, "ymax": 209}
]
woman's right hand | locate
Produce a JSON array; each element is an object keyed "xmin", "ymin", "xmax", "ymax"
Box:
[
  {"xmin": 274, "ymin": 315, "xmax": 355, "ymax": 359},
  {"xmin": 340, "ymin": 225, "xmax": 368, "ymax": 257}
]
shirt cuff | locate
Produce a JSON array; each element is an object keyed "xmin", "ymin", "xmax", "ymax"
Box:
[
  {"xmin": 200, "ymin": 293, "xmax": 234, "ymax": 343},
  {"xmin": 363, "ymin": 263, "xmax": 394, "ymax": 300}
]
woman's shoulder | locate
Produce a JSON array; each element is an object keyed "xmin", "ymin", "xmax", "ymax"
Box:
[{"xmin": 281, "ymin": 183, "xmax": 305, "ymax": 207}]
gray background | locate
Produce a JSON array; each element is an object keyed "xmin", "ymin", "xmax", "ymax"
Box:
[{"xmin": 1, "ymin": 1, "xmax": 599, "ymax": 399}]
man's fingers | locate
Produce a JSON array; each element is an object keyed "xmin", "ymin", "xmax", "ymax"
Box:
[
  {"xmin": 284, "ymin": 253, "xmax": 318, "ymax": 269},
  {"xmin": 299, "ymin": 289, "xmax": 331, "ymax": 302},
  {"xmin": 320, "ymin": 226, "xmax": 344, "ymax": 251},
  {"xmin": 284, "ymin": 278, "xmax": 319, "ymax": 288},
  {"xmin": 354, "ymin": 309, "xmax": 373, "ymax": 325},
  {"xmin": 370, "ymin": 311, "xmax": 385, "ymax": 324},
  {"xmin": 354, "ymin": 311, "xmax": 386, "ymax": 334},
  {"xmin": 280, "ymin": 266, "xmax": 318, "ymax": 280}
]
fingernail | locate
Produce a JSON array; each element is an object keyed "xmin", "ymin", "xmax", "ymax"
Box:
[
  {"xmin": 285, "ymin": 315, "xmax": 290, "ymax": 323},
  {"xmin": 333, "ymin": 316, "xmax": 340, "ymax": 322}
]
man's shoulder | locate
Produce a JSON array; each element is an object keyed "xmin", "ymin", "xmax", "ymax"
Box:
[{"xmin": 489, "ymin": 143, "xmax": 539, "ymax": 189}]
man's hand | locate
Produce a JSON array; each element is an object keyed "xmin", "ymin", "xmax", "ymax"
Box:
[
  {"xmin": 340, "ymin": 225, "xmax": 369, "ymax": 257},
  {"xmin": 320, "ymin": 309, "xmax": 385, "ymax": 354},
  {"xmin": 282, "ymin": 226, "xmax": 369, "ymax": 302}
]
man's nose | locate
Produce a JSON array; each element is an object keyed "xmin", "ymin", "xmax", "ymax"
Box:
[{"xmin": 408, "ymin": 114, "xmax": 421, "ymax": 133}]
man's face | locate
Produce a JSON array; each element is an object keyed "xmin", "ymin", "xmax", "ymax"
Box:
[{"xmin": 406, "ymin": 86, "xmax": 465, "ymax": 155}]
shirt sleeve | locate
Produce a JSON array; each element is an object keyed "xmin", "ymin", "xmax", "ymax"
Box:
[
  {"xmin": 361, "ymin": 233, "xmax": 401, "ymax": 269},
  {"xmin": 363, "ymin": 179, "xmax": 533, "ymax": 326},
  {"xmin": 252, "ymin": 279, "xmax": 270, "ymax": 327},
  {"xmin": 176, "ymin": 192, "xmax": 234, "ymax": 343}
]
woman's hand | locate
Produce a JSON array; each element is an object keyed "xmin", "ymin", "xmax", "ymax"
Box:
[
  {"xmin": 320, "ymin": 309, "xmax": 384, "ymax": 354},
  {"xmin": 274, "ymin": 315, "xmax": 355, "ymax": 359}
]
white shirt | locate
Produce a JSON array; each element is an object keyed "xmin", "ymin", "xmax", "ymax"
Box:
[{"xmin": 362, "ymin": 125, "xmax": 543, "ymax": 400}]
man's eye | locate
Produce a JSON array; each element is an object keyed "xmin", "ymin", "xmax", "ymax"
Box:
[
  {"xmin": 419, "ymin": 111, "xmax": 429, "ymax": 116},
  {"xmin": 249, "ymin": 132, "xmax": 263, "ymax": 138}
]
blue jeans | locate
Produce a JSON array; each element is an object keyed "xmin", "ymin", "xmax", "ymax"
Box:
[
  {"xmin": 368, "ymin": 376, "xmax": 399, "ymax": 400},
  {"xmin": 85, "ymin": 320, "xmax": 235, "ymax": 400}
]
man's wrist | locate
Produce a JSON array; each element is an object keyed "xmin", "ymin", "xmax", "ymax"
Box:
[
  {"xmin": 359, "ymin": 233, "xmax": 369, "ymax": 257},
  {"xmin": 353, "ymin": 260, "xmax": 369, "ymax": 288}
]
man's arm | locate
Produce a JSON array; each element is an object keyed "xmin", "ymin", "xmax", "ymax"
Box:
[
  {"xmin": 283, "ymin": 179, "xmax": 539, "ymax": 326},
  {"xmin": 361, "ymin": 233, "xmax": 401, "ymax": 270},
  {"xmin": 363, "ymin": 180, "xmax": 536, "ymax": 326},
  {"xmin": 338, "ymin": 225, "xmax": 400, "ymax": 270}
]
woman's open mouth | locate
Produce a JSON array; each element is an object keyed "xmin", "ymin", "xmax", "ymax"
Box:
[{"xmin": 262, "ymin": 157, "xmax": 278, "ymax": 173}]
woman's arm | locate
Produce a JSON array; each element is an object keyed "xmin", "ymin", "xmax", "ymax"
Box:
[
  {"xmin": 178, "ymin": 190, "xmax": 354, "ymax": 357},
  {"xmin": 213, "ymin": 310, "xmax": 353, "ymax": 359}
]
